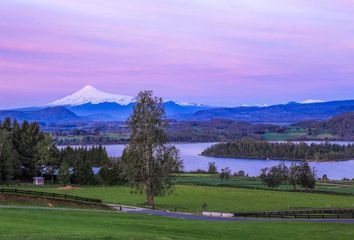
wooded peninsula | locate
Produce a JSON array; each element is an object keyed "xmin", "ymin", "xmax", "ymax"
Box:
[{"xmin": 201, "ymin": 139, "xmax": 354, "ymax": 162}]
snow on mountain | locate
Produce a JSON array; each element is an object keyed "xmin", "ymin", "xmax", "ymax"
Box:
[
  {"xmin": 300, "ymin": 99, "xmax": 324, "ymax": 104},
  {"xmin": 173, "ymin": 101, "xmax": 207, "ymax": 107},
  {"xmin": 49, "ymin": 85, "xmax": 135, "ymax": 106}
]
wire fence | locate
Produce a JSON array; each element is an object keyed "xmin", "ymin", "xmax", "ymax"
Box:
[{"xmin": 234, "ymin": 208, "xmax": 354, "ymax": 219}]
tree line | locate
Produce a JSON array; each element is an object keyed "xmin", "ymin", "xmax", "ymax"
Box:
[
  {"xmin": 260, "ymin": 162, "xmax": 316, "ymax": 189},
  {"xmin": 0, "ymin": 117, "xmax": 112, "ymax": 185},
  {"xmin": 201, "ymin": 139, "xmax": 354, "ymax": 161},
  {"xmin": 203, "ymin": 161, "xmax": 316, "ymax": 189}
]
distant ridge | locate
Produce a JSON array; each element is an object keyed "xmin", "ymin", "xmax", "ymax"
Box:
[
  {"xmin": 0, "ymin": 106, "xmax": 80, "ymax": 123},
  {"xmin": 190, "ymin": 99, "xmax": 354, "ymax": 123},
  {"xmin": 1, "ymin": 85, "xmax": 353, "ymax": 124}
]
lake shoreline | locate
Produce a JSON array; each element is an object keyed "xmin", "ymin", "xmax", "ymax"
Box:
[
  {"xmin": 200, "ymin": 154, "xmax": 354, "ymax": 163},
  {"xmin": 59, "ymin": 142, "xmax": 354, "ymax": 180}
]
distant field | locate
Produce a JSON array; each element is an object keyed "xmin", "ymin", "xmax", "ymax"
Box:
[
  {"xmin": 175, "ymin": 175, "xmax": 354, "ymax": 194},
  {"xmin": 54, "ymin": 132, "xmax": 130, "ymax": 145},
  {"xmin": 0, "ymin": 208, "xmax": 354, "ymax": 240},
  {"xmin": 12, "ymin": 184, "xmax": 354, "ymax": 213},
  {"xmin": 263, "ymin": 128, "xmax": 336, "ymax": 141}
]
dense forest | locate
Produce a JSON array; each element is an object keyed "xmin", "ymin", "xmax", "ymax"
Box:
[
  {"xmin": 201, "ymin": 139, "xmax": 354, "ymax": 161},
  {"xmin": 0, "ymin": 117, "xmax": 121, "ymax": 185}
]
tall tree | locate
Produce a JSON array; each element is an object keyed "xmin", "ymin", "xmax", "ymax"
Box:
[
  {"xmin": 121, "ymin": 90, "xmax": 182, "ymax": 206},
  {"xmin": 207, "ymin": 162, "xmax": 218, "ymax": 174},
  {"xmin": 14, "ymin": 121, "xmax": 44, "ymax": 181},
  {"xmin": 298, "ymin": 162, "xmax": 316, "ymax": 189},
  {"xmin": 0, "ymin": 130, "xmax": 14, "ymax": 184},
  {"xmin": 288, "ymin": 162, "xmax": 301, "ymax": 190},
  {"xmin": 35, "ymin": 134, "xmax": 59, "ymax": 183},
  {"xmin": 73, "ymin": 157, "xmax": 95, "ymax": 185},
  {"xmin": 58, "ymin": 161, "xmax": 71, "ymax": 185}
]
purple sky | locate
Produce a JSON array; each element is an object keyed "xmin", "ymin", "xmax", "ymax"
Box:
[{"xmin": 1, "ymin": 0, "xmax": 354, "ymax": 108}]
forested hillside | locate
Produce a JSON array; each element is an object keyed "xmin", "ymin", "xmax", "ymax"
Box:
[{"xmin": 294, "ymin": 112, "xmax": 354, "ymax": 140}]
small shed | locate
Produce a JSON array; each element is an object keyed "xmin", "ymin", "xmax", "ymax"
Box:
[{"xmin": 33, "ymin": 177, "xmax": 45, "ymax": 186}]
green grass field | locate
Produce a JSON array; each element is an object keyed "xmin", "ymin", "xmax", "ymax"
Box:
[
  {"xmin": 263, "ymin": 128, "xmax": 336, "ymax": 141},
  {"xmin": 0, "ymin": 208, "xmax": 354, "ymax": 240},
  {"xmin": 175, "ymin": 175, "xmax": 354, "ymax": 194},
  {"xmin": 12, "ymin": 185, "xmax": 354, "ymax": 212}
]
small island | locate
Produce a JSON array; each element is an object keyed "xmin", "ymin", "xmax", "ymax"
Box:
[{"xmin": 201, "ymin": 139, "xmax": 354, "ymax": 162}]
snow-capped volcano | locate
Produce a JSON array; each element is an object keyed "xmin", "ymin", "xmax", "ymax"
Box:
[{"xmin": 49, "ymin": 85, "xmax": 135, "ymax": 106}]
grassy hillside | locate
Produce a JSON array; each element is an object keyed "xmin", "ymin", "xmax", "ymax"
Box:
[{"xmin": 1, "ymin": 208, "xmax": 354, "ymax": 240}]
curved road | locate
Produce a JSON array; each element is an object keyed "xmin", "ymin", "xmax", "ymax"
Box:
[
  {"xmin": 1, "ymin": 205, "xmax": 354, "ymax": 223},
  {"xmin": 110, "ymin": 204, "xmax": 354, "ymax": 223}
]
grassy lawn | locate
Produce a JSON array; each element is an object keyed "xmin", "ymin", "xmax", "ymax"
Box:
[
  {"xmin": 11, "ymin": 185, "xmax": 354, "ymax": 212},
  {"xmin": 0, "ymin": 208, "xmax": 354, "ymax": 240}
]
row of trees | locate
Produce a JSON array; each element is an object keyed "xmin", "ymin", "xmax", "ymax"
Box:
[
  {"xmin": 202, "ymin": 139, "xmax": 354, "ymax": 161},
  {"xmin": 260, "ymin": 162, "xmax": 316, "ymax": 189},
  {"xmin": 0, "ymin": 118, "xmax": 53, "ymax": 183},
  {"xmin": 207, "ymin": 160, "xmax": 316, "ymax": 188},
  {"xmin": 57, "ymin": 145, "xmax": 111, "ymax": 185},
  {"xmin": 0, "ymin": 117, "xmax": 111, "ymax": 185}
]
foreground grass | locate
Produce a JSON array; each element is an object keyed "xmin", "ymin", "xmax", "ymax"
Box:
[
  {"xmin": 13, "ymin": 185, "xmax": 354, "ymax": 212},
  {"xmin": 0, "ymin": 208, "xmax": 354, "ymax": 240}
]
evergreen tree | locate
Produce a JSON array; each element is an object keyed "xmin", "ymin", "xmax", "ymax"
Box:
[
  {"xmin": 0, "ymin": 130, "xmax": 14, "ymax": 184},
  {"xmin": 35, "ymin": 134, "xmax": 59, "ymax": 183},
  {"xmin": 58, "ymin": 161, "xmax": 71, "ymax": 185},
  {"xmin": 99, "ymin": 161, "xmax": 126, "ymax": 185},
  {"xmin": 2, "ymin": 117, "xmax": 12, "ymax": 131},
  {"xmin": 13, "ymin": 121, "xmax": 44, "ymax": 181},
  {"xmin": 73, "ymin": 157, "xmax": 95, "ymax": 185}
]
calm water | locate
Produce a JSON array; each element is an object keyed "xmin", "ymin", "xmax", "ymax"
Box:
[{"xmin": 101, "ymin": 142, "xmax": 354, "ymax": 180}]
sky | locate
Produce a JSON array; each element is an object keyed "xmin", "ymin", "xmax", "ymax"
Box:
[{"xmin": 0, "ymin": 0, "xmax": 354, "ymax": 108}]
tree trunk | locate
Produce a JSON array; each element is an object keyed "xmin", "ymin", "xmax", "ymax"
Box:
[{"xmin": 146, "ymin": 177, "xmax": 154, "ymax": 206}]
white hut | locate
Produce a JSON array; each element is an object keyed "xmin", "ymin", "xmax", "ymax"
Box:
[{"xmin": 33, "ymin": 177, "xmax": 45, "ymax": 186}]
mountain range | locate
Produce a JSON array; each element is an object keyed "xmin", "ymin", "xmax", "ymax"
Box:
[{"xmin": 0, "ymin": 85, "xmax": 353, "ymax": 124}]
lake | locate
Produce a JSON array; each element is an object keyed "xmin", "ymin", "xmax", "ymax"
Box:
[{"xmin": 101, "ymin": 142, "xmax": 354, "ymax": 180}]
